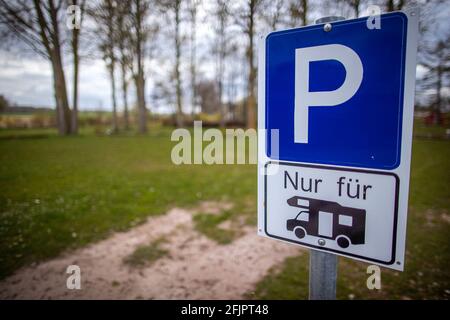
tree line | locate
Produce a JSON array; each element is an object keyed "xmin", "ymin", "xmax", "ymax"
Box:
[{"xmin": 0, "ymin": 0, "xmax": 447, "ymax": 135}]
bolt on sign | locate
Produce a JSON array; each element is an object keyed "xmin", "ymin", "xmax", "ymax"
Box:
[{"xmin": 257, "ymin": 10, "xmax": 419, "ymax": 270}]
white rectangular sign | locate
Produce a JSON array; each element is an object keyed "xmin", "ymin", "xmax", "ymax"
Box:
[{"xmin": 264, "ymin": 162, "xmax": 399, "ymax": 265}]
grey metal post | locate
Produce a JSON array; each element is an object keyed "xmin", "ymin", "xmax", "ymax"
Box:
[
  {"xmin": 309, "ymin": 250, "xmax": 338, "ymax": 300},
  {"xmin": 308, "ymin": 15, "xmax": 346, "ymax": 301}
]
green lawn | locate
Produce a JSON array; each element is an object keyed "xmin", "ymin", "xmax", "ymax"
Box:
[
  {"xmin": 0, "ymin": 127, "xmax": 255, "ymax": 279},
  {"xmin": 0, "ymin": 126, "xmax": 449, "ymax": 300}
]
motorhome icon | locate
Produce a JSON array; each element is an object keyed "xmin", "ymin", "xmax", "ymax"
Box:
[{"xmin": 286, "ymin": 196, "xmax": 366, "ymax": 248}]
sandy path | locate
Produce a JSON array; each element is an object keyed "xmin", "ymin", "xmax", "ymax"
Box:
[{"xmin": 0, "ymin": 203, "xmax": 302, "ymax": 299}]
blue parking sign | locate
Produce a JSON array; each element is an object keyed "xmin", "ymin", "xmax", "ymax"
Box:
[
  {"xmin": 265, "ymin": 12, "xmax": 408, "ymax": 169},
  {"xmin": 258, "ymin": 10, "xmax": 419, "ymax": 270}
]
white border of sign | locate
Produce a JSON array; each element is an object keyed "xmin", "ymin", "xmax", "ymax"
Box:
[{"xmin": 257, "ymin": 10, "xmax": 419, "ymax": 271}]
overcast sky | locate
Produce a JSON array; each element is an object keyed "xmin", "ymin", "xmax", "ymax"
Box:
[{"xmin": 0, "ymin": 0, "xmax": 448, "ymax": 111}]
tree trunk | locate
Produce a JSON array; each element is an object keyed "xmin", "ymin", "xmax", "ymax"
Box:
[
  {"xmin": 435, "ymin": 65, "xmax": 442, "ymax": 125},
  {"xmin": 246, "ymin": 0, "xmax": 257, "ymax": 129},
  {"xmin": 70, "ymin": 0, "xmax": 84, "ymax": 135},
  {"xmin": 121, "ymin": 62, "xmax": 130, "ymax": 130},
  {"xmin": 217, "ymin": 2, "xmax": 227, "ymax": 128},
  {"xmin": 301, "ymin": 0, "xmax": 308, "ymax": 26},
  {"xmin": 190, "ymin": 6, "xmax": 197, "ymax": 119},
  {"xmin": 353, "ymin": 0, "xmax": 360, "ymax": 18},
  {"xmin": 52, "ymin": 53, "xmax": 71, "ymax": 135},
  {"xmin": 218, "ymin": 74, "xmax": 225, "ymax": 128},
  {"xmin": 71, "ymin": 28, "xmax": 79, "ymax": 134},
  {"xmin": 217, "ymin": 39, "xmax": 224, "ymax": 128},
  {"xmin": 42, "ymin": 0, "xmax": 71, "ymax": 135},
  {"xmin": 218, "ymin": 46, "xmax": 226, "ymax": 127},
  {"xmin": 135, "ymin": 0, "xmax": 147, "ymax": 134},
  {"xmin": 175, "ymin": 0, "xmax": 183, "ymax": 127},
  {"xmin": 387, "ymin": 0, "xmax": 394, "ymax": 12},
  {"xmin": 136, "ymin": 72, "xmax": 147, "ymax": 133},
  {"xmin": 109, "ymin": 62, "xmax": 118, "ymax": 133}
]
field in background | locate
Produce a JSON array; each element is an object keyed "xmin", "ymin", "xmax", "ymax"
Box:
[{"xmin": 0, "ymin": 124, "xmax": 449, "ymax": 299}]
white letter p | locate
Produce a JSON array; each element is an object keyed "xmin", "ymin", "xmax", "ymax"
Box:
[{"xmin": 294, "ymin": 44, "xmax": 363, "ymax": 143}]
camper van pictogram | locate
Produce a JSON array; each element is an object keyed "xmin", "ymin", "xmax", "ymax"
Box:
[{"xmin": 286, "ymin": 196, "xmax": 366, "ymax": 248}]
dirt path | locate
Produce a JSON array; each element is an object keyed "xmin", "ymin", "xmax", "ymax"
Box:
[{"xmin": 0, "ymin": 202, "xmax": 302, "ymax": 299}]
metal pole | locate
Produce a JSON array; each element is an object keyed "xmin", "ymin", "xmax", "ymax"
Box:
[
  {"xmin": 308, "ymin": 15, "xmax": 346, "ymax": 301},
  {"xmin": 309, "ymin": 250, "xmax": 338, "ymax": 300}
]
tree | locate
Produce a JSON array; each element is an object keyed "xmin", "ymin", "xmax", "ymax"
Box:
[
  {"xmin": 189, "ymin": 0, "xmax": 201, "ymax": 119},
  {"xmin": 129, "ymin": 0, "xmax": 153, "ymax": 134},
  {"xmin": 174, "ymin": 0, "xmax": 183, "ymax": 127},
  {"xmin": 237, "ymin": 0, "xmax": 263, "ymax": 129},
  {"xmin": 263, "ymin": 0, "xmax": 285, "ymax": 30},
  {"xmin": 0, "ymin": 0, "xmax": 72, "ymax": 134},
  {"xmin": 157, "ymin": 0, "xmax": 187, "ymax": 127},
  {"xmin": 196, "ymin": 80, "xmax": 220, "ymax": 115},
  {"xmin": 226, "ymin": 43, "xmax": 242, "ymax": 122},
  {"xmin": 214, "ymin": 0, "xmax": 231, "ymax": 127},
  {"xmin": 386, "ymin": 0, "xmax": 405, "ymax": 12},
  {"xmin": 68, "ymin": 0, "xmax": 86, "ymax": 134},
  {"xmin": 90, "ymin": 0, "xmax": 119, "ymax": 133},
  {"xmin": 0, "ymin": 95, "xmax": 9, "ymax": 111},
  {"xmin": 416, "ymin": 0, "xmax": 450, "ymax": 125},
  {"xmin": 116, "ymin": 0, "xmax": 133, "ymax": 130},
  {"xmin": 288, "ymin": 0, "xmax": 309, "ymax": 27},
  {"xmin": 418, "ymin": 37, "xmax": 450, "ymax": 125},
  {"xmin": 345, "ymin": 0, "xmax": 361, "ymax": 18},
  {"xmin": 159, "ymin": 0, "xmax": 184, "ymax": 127}
]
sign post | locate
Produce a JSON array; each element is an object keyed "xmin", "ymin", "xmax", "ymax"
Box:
[
  {"xmin": 257, "ymin": 9, "xmax": 419, "ymax": 299},
  {"xmin": 308, "ymin": 15, "xmax": 345, "ymax": 301},
  {"xmin": 309, "ymin": 250, "xmax": 337, "ymax": 300}
]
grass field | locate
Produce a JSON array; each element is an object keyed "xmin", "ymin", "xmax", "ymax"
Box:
[
  {"xmin": 0, "ymin": 125, "xmax": 449, "ymax": 299},
  {"xmin": 0, "ymin": 126, "xmax": 256, "ymax": 279}
]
